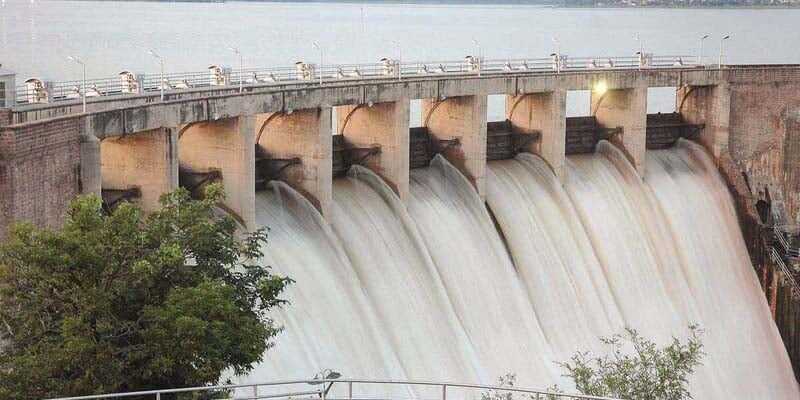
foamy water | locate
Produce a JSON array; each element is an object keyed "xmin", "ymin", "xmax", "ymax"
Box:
[{"xmin": 241, "ymin": 140, "xmax": 799, "ymax": 399}]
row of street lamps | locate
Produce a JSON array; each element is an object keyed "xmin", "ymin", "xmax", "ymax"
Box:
[
  {"xmin": 698, "ymin": 34, "xmax": 731, "ymax": 67},
  {"xmin": 65, "ymin": 35, "xmax": 731, "ymax": 114}
]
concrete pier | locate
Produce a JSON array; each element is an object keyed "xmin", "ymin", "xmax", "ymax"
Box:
[
  {"xmin": 337, "ymin": 101, "xmax": 410, "ymax": 201},
  {"xmin": 100, "ymin": 128, "xmax": 179, "ymax": 213},
  {"xmin": 506, "ymin": 89, "xmax": 567, "ymax": 181},
  {"xmin": 256, "ymin": 108, "xmax": 332, "ymax": 219},
  {"xmin": 179, "ymin": 116, "xmax": 256, "ymax": 228},
  {"xmin": 677, "ymin": 83, "xmax": 731, "ymax": 161},
  {"xmin": 422, "ymin": 95, "xmax": 488, "ymax": 198},
  {"xmin": 591, "ymin": 86, "xmax": 648, "ymax": 176},
  {"xmin": 79, "ymin": 133, "xmax": 102, "ymax": 197}
]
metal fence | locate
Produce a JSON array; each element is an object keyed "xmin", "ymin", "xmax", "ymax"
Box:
[
  {"xmin": 46, "ymin": 378, "xmax": 626, "ymax": 400},
  {"xmin": 14, "ymin": 54, "xmax": 696, "ymax": 106}
]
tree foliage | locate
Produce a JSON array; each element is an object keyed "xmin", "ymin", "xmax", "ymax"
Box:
[
  {"xmin": 0, "ymin": 185, "xmax": 292, "ymax": 399},
  {"xmin": 481, "ymin": 326, "xmax": 704, "ymax": 400},
  {"xmin": 559, "ymin": 325, "xmax": 704, "ymax": 400}
]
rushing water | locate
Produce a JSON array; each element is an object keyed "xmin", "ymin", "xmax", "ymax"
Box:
[{"xmin": 241, "ymin": 140, "xmax": 798, "ymax": 399}]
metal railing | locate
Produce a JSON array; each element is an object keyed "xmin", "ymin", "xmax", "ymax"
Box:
[
  {"xmin": 770, "ymin": 246, "xmax": 800, "ymax": 299},
  {"xmin": 14, "ymin": 54, "xmax": 696, "ymax": 106},
  {"xmin": 46, "ymin": 378, "xmax": 625, "ymax": 400},
  {"xmin": 773, "ymin": 225, "xmax": 800, "ymax": 259}
]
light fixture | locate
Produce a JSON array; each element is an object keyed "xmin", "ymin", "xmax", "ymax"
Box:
[{"xmin": 593, "ymin": 81, "xmax": 607, "ymax": 95}]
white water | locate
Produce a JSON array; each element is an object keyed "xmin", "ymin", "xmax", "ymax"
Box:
[{"xmin": 243, "ymin": 141, "xmax": 799, "ymax": 399}]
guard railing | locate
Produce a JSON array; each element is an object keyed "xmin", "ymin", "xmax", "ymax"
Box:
[
  {"xmin": 773, "ymin": 225, "xmax": 800, "ymax": 259},
  {"xmin": 14, "ymin": 54, "xmax": 696, "ymax": 106},
  {"xmin": 45, "ymin": 378, "xmax": 626, "ymax": 400},
  {"xmin": 770, "ymin": 246, "xmax": 800, "ymax": 299}
]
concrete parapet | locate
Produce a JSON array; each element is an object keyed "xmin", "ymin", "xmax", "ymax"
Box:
[
  {"xmin": 179, "ymin": 116, "xmax": 256, "ymax": 228},
  {"xmin": 336, "ymin": 101, "xmax": 410, "ymax": 201},
  {"xmin": 506, "ymin": 89, "xmax": 567, "ymax": 182},
  {"xmin": 256, "ymin": 108, "xmax": 332, "ymax": 219},
  {"xmin": 421, "ymin": 95, "xmax": 488, "ymax": 198},
  {"xmin": 677, "ymin": 83, "xmax": 731, "ymax": 161},
  {"xmin": 101, "ymin": 127, "xmax": 179, "ymax": 213},
  {"xmin": 591, "ymin": 86, "xmax": 648, "ymax": 176}
]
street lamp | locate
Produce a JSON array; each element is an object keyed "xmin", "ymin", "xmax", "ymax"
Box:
[
  {"xmin": 228, "ymin": 46, "xmax": 243, "ymax": 92},
  {"xmin": 634, "ymin": 36, "xmax": 644, "ymax": 70},
  {"xmin": 551, "ymin": 38, "xmax": 560, "ymax": 72},
  {"xmin": 147, "ymin": 50, "xmax": 164, "ymax": 101},
  {"xmin": 389, "ymin": 40, "xmax": 402, "ymax": 82},
  {"xmin": 67, "ymin": 55, "xmax": 86, "ymax": 113},
  {"xmin": 472, "ymin": 39, "xmax": 481, "ymax": 76},
  {"xmin": 698, "ymin": 34, "xmax": 709, "ymax": 66},
  {"xmin": 719, "ymin": 35, "xmax": 730, "ymax": 68},
  {"xmin": 311, "ymin": 41, "xmax": 323, "ymax": 86}
]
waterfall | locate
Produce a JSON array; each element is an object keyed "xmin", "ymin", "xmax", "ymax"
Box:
[
  {"xmin": 330, "ymin": 166, "xmax": 486, "ymax": 383},
  {"xmin": 242, "ymin": 142, "xmax": 799, "ymax": 400},
  {"xmin": 408, "ymin": 155, "xmax": 558, "ymax": 388},
  {"xmin": 241, "ymin": 182, "xmax": 406, "ymax": 387}
]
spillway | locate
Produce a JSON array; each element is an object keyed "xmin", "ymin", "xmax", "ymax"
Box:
[
  {"xmin": 242, "ymin": 140, "xmax": 799, "ymax": 399},
  {"xmin": 241, "ymin": 182, "xmax": 406, "ymax": 386}
]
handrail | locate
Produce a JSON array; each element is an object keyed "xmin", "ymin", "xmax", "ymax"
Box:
[
  {"xmin": 773, "ymin": 226, "xmax": 800, "ymax": 258},
  {"xmin": 770, "ymin": 246, "xmax": 800, "ymax": 298},
  {"xmin": 46, "ymin": 378, "xmax": 627, "ymax": 400},
  {"xmin": 14, "ymin": 53, "xmax": 696, "ymax": 106}
]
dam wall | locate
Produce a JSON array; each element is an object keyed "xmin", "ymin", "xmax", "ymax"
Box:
[
  {"xmin": 3, "ymin": 66, "xmax": 800, "ymax": 233},
  {"xmin": 3, "ymin": 61, "xmax": 800, "ymax": 385}
]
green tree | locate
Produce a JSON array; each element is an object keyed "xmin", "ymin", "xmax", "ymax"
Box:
[
  {"xmin": 559, "ymin": 325, "xmax": 704, "ymax": 400},
  {"xmin": 0, "ymin": 185, "xmax": 292, "ymax": 400}
]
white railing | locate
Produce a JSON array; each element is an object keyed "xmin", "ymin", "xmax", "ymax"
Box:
[
  {"xmin": 14, "ymin": 54, "xmax": 696, "ymax": 106},
  {"xmin": 45, "ymin": 378, "xmax": 625, "ymax": 400}
]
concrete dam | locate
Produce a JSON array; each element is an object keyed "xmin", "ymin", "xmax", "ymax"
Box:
[{"xmin": 2, "ymin": 58, "xmax": 800, "ymax": 398}]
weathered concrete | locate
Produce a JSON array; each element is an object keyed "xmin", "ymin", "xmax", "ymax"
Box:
[
  {"xmin": 723, "ymin": 77, "xmax": 800, "ymax": 225},
  {"xmin": 0, "ymin": 117, "xmax": 82, "ymax": 240},
  {"xmin": 180, "ymin": 116, "xmax": 256, "ymax": 228},
  {"xmin": 3, "ymin": 64, "xmax": 800, "ymax": 238},
  {"xmin": 79, "ymin": 133, "xmax": 102, "ymax": 197},
  {"xmin": 677, "ymin": 83, "xmax": 731, "ymax": 160},
  {"xmin": 591, "ymin": 86, "xmax": 648, "ymax": 176},
  {"xmin": 336, "ymin": 100, "xmax": 410, "ymax": 200},
  {"xmin": 422, "ymin": 95, "xmax": 488, "ymax": 197},
  {"xmin": 256, "ymin": 108, "xmax": 332, "ymax": 218},
  {"xmin": 101, "ymin": 128, "xmax": 179, "ymax": 213},
  {"xmin": 506, "ymin": 89, "xmax": 567, "ymax": 181}
]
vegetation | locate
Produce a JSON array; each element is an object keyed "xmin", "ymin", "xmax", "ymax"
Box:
[
  {"xmin": 558, "ymin": 325, "xmax": 704, "ymax": 400},
  {"xmin": 482, "ymin": 325, "xmax": 704, "ymax": 400},
  {"xmin": 0, "ymin": 185, "xmax": 292, "ymax": 400}
]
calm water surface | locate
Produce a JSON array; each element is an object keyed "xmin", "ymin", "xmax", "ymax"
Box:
[{"xmin": 2, "ymin": 1, "xmax": 799, "ymax": 115}]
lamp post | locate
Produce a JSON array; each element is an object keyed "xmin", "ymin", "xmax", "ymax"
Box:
[
  {"xmin": 67, "ymin": 55, "xmax": 86, "ymax": 113},
  {"xmin": 390, "ymin": 40, "xmax": 402, "ymax": 82},
  {"xmin": 551, "ymin": 38, "xmax": 560, "ymax": 72},
  {"xmin": 311, "ymin": 41, "xmax": 323, "ymax": 86},
  {"xmin": 472, "ymin": 39, "xmax": 481, "ymax": 76},
  {"xmin": 228, "ymin": 46, "xmax": 243, "ymax": 92},
  {"xmin": 698, "ymin": 34, "xmax": 709, "ymax": 66},
  {"xmin": 719, "ymin": 35, "xmax": 730, "ymax": 68},
  {"xmin": 147, "ymin": 50, "xmax": 164, "ymax": 101},
  {"xmin": 635, "ymin": 36, "xmax": 644, "ymax": 70}
]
